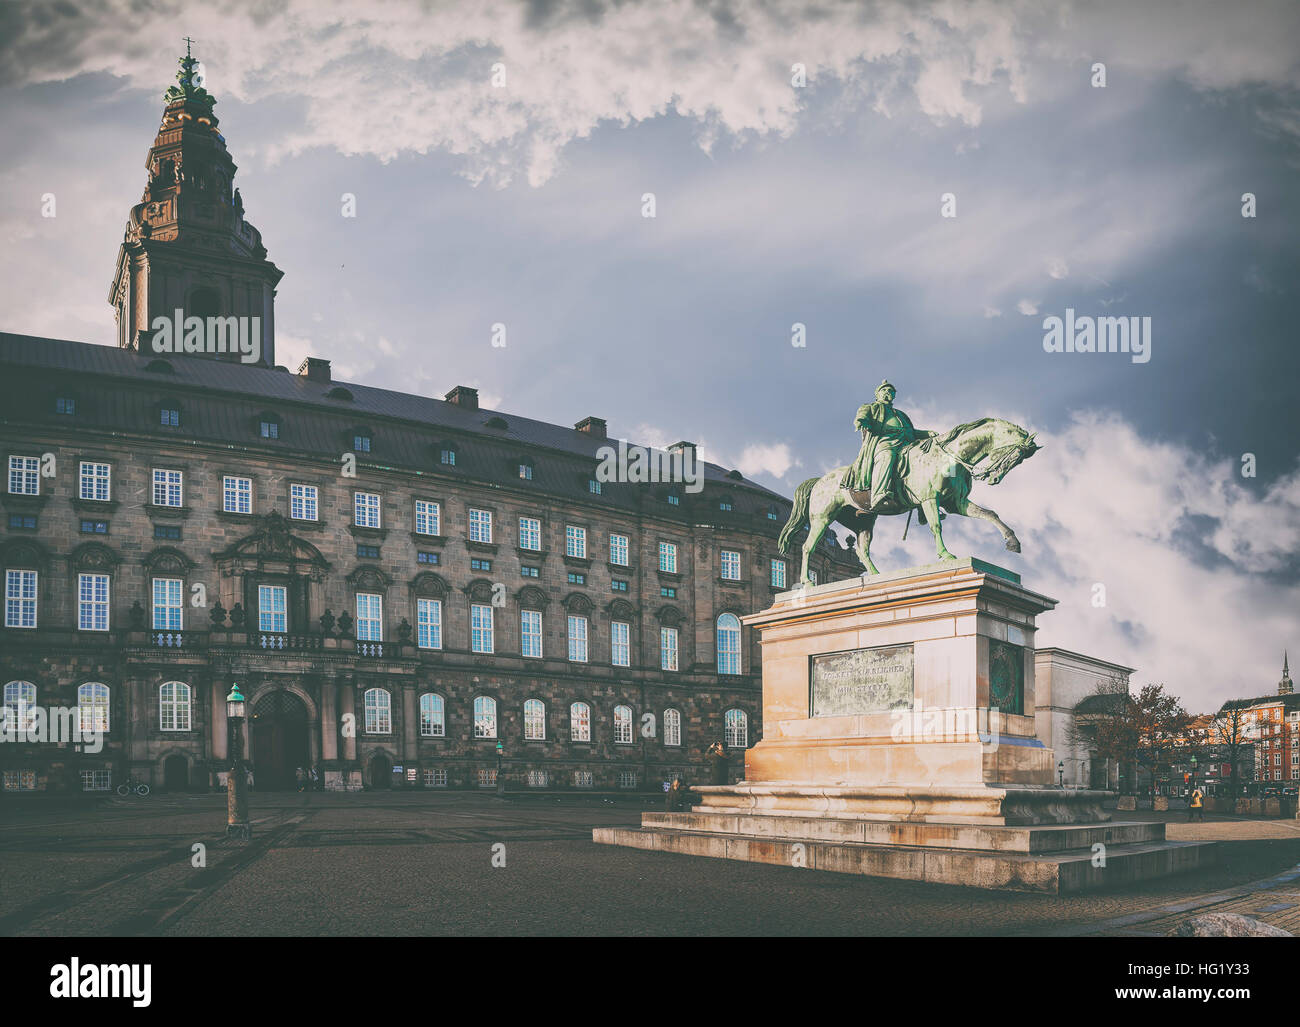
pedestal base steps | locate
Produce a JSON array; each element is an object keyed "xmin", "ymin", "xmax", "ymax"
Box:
[{"xmin": 592, "ymin": 784, "xmax": 1219, "ymax": 894}]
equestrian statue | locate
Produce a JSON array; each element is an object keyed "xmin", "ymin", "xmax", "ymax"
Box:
[{"xmin": 779, "ymin": 379, "xmax": 1041, "ymax": 584}]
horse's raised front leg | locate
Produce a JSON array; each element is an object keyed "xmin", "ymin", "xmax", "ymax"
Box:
[
  {"xmin": 922, "ymin": 496, "xmax": 956, "ymax": 561},
  {"xmin": 853, "ymin": 514, "xmax": 879, "ymax": 575},
  {"xmin": 959, "ymin": 499, "xmax": 1021, "ymax": 553}
]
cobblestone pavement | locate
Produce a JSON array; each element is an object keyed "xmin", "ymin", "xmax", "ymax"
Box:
[{"xmin": 2, "ymin": 793, "xmax": 1298, "ymax": 936}]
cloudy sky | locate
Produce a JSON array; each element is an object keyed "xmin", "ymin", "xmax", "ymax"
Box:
[{"xmin": 1, "ymin": 0, "xmax": 1297, "ymax": 710}]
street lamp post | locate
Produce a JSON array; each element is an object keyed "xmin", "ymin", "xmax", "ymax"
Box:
[
  {"xmin": 495, "ymin": 739, "xmax": 504, "ymax": 796},
  {"xmin": 226, "ymin": 683, "xmax": 251, "ymax": 841},
  {"xmin": 1057, "ymin": 760, "xmax": 1065, "ymax": 788}
]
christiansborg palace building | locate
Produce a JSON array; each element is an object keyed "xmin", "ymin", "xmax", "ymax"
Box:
[{"xmin": 0, "ymin": 54, "xmax": 852, "ymax": 796}]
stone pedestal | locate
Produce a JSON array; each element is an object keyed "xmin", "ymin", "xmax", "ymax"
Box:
[{"xmin": 595, "ymin": 559, "xmax": 1217, "ymax": 892}]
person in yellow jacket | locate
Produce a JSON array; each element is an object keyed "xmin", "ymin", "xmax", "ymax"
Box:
[{"xmin": 1188, "ymin": 785, "xmax": 1205, "ymax": 822}]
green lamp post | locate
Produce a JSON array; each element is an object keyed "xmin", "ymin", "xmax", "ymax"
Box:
[
  {"xmin": 495, "ymin": 739, "xmax": 504, "ymax": 796},
  {"xmin": 226, "ymin": 683, "xmax": 251, "ymax": 840}
]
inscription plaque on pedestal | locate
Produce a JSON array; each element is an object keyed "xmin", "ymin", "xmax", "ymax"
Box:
[{"xmin": 810, "ymin": 643, "xmax": 914, "ymax": 717}]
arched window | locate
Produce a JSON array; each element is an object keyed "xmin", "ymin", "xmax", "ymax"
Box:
[
  {"xmin": 159, "ymin": 681, "xmax": 191, "ymax": 732},
  {"xmin": 524, "ymin": 699, "xmax": 546, "ymax": 740},
  {"xmin": 664, "ymin": 708, "xmax": 682, "ymax": 747},
  {"xmin": 419, "ymin": 693, "xmax": 445, "ymax": 738},
  {"xmin": 3, "ymin": 681, "xmax": 36, "ymax": 734},
  {"xmin": 613, "ymin": 704, "xmax": 633, "ymax": 744},
  {"xmin": 724, "ymin": 708, "xmax": 748, "ymax": 748},
  {"xmin": 570, "ymin": 701, "xmax": 591, "ymax": 742},
  {"xmin": 717, "ymin": 613, "xmax": 741, "ymax": 675},
  {"xmin": 364, "ymin": 688, "xmax": 392, "ymax": 734},
  {"xmin": 474, "ymin": 696, "xmax": 497, "ymax": 739},
  {"xmin": 78, "ymin": 682, "xmax": 110, "ymax": 734}
]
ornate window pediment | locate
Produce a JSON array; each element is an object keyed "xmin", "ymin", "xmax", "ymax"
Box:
[
  {"xmin": 1, "ymin": 538, "xmax": 51, "ymax": 569},
  {"xmin": 516, "ymin": 585, "xmax": 548, "ymax": 609},
  {"xmin": 655, "ymin": 604, "xmax": 683, "ymax": 626},
  {"xmin": 143, "ymin": 545, "xmax": 195, "ymax": 574},
  {"xmin": 410, "ymin": 571, "xmax": 448, "ymax": 597},
  {"xmin": 562, "ymin": 592, "xmax": 594, "ymax": 614},
  {"xmin": 605, "ymin": 598, "xmax": 637, "ymax": 620},
  {"xmin": 463, "ymin": 577, "xmax": 495, "ymax": 601},
  {"xmin": 347, "ymin": 565, "xmax": 392, "ymax": 591},
  {"xmin": 70, "ymin": 541, "xmax": 120, "ymax": 572},
  {"xmin": 215, "ymin": 511, "xmax": 329, "ymax": 567}
]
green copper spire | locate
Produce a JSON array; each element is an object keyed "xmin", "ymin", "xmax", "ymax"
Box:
[{"xmin": 163, "ymin": 38, "xmax": 217, "ymax": 113}]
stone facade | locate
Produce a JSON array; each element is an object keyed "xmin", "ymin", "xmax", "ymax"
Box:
[{"xmin": 1033, "ymin": 647, "xmax": 1134, "ymax": 790}]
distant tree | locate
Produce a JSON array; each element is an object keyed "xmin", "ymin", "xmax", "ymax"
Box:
[
  {"xmin": 1209, "ymin": 703, "xmax": 1252, "ymax": 799},
  {"xmin": 1071, "ymin": 682, "xmax": 1190, "ymax": 798}
]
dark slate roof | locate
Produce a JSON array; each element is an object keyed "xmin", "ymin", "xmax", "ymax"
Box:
[
  {"xmin": 0, "ymin": 331, "xmax": 856, "ymax": 561},
  {"xmin": 1074, "ymin": 692, "xmax": 1131, "ymax": 714},
  {"xmin": 1220, "ymin": 694, "xmax": 1300, "ymax": 713}
]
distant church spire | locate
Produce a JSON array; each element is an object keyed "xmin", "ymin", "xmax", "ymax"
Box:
[
  {"xmin": 1282, "ymin": 651, "xmax": 1293, "ymax": 695},
  {"xmin": 109, "ymin": 42, "xmax": 282, "ymax": 365}
]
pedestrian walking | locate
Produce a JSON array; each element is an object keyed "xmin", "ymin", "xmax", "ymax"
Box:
[
  {"xmin": 310, "ymin": 766, "xmax": 320, "ymax": 791},
  {"xmin": 1188, "ymin": 786, "xmax": 1205, "ymax": 822},
  {"xmin": 245, "ymin": 766, "xmax": 254, "ymax": 793},
  {"xmin": 295, "ymin": 766, "xmax": 307, "ymax": 792}
]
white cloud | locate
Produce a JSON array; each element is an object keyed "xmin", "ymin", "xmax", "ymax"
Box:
[
  {"xmin": 737, "ymin": 443, "xmax": 798, "ymax": 479},
  {"xmin": 983, "ymin": 305, "xmax": 1002, "ymax": 318},
  {"xmin": 1047, "ymin": 258, "xmax": 1069, "ymax": 280},
  {"xmin": 1016, "ymin": 298, "xmax": 1039, "ymax": 315}
]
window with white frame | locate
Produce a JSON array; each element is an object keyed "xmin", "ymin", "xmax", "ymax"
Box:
[
  {"xmin": 613, "ymin": 705, "xmax": 633, "ymax": 744},
  {"xmin": 661, "ymin": 626, "xmax": 679, "ymax": 671},
  {"xmin": 419, "ymin": 693, "xmax": 445, "ymax": 737},
  {"xmin": 159, "ymin": 681, "xmax": 191, "ymax": 731},
  {"xmin": 770, "ymin": 558, "xmax": 787, "ymax": 589},
  {"xmin": 356, "ymin": 593, "xmax": 383, "ymax": 641},
  {"xmin": 289, "ymin": 483, "xmax": 318, "ymax": 521},
  {"xmin": 78, "ymin": 682, "xmax": 110, "ymax": 734},
  {"xmin": 720, "ymin": 550, "xmax": 741, "ymax": 580},
  {"xmin": 468, "ymin": 508, "xmax": 492, "ymax": 543},
  {"xmin": 477, "ymin": 768, "xmax": 497, "ymax": 787},
  {"xmin": 611, "ymin": 621, "xmax": 630, "ymax": 667},
  {"xmin": 717, "ymin": 613, "xmax": 741, "ymax": 675},
  {"xmin": 570, "ymin": 702, "xmax": 591, "ymax": 742},
  {"xmin": 5, "ymin": 570, "xmax": 37, "ymax": 628},
  {"xmin": 354, "ymin": 491, "xmax": 381, "ymax": 528},
  {"xmin": 78, "ymin": 573, "xmax": 109, "ymax": 631},
  {"xmin": 415, "ymin": 500, "xmax": 440, "ymax": 535},
  {"xmin": 424, "ymin": 768, "xmax": 448, "ymax": 787},
  {"xmin": 3, "ymin": 770, "xmax": 36, "ymax": 791},
  {"xmin": 258, "ymin": 585, "xmax": 287, "ymax": 633},
  {"xmin": 521, "ymin": 609, "xmax": 543, "ymax": 658},
  {"xmin": 364, "ymin": 687, "xmax": 392, "ymax": 733},
  {"xmin": 7, "ymin": 455, "xmax": 39, "ymax": 495},
  {"xmin": 152, "ymin": 577, "xmax": 183, "ymax": 631},
  {"xmin": 474, "ymin": 696, "xmax": 497, "ymax": 738},
  {"xmin": 152, "ymin": 468, "xmax": 183, "ymax": 507},
  {"xmin": 519, "ymin": 516, "xmax": 541, "ymax": 551},
  {"xmin": 3, "ymin": 681, "xmax": 36, "ymax": 734},
  {"xmin": 609, "ymin": 533, "xmax": 629, "ymax": 566},
  {"xmin": 664, "ymin": 708, "xmax": 682, "ymax": 747},
  {"xmin": 659, "ymin": 541, "xmax": 677, "ymax": 573},
  {"xmin": 618, "ymin": 770, "xmax": 637, "ymax": 789},
  {"xmin": 725, "ymin": 708, "xmax": 749, "ymax": 748},
  {"xmin": 79, "ymin": 461, "xmax": 111, "ymax": 501},
  {"xmin": 573, "ymin": 770, "xmax": 593, "ymax": 788},
  {"xmin": 417, "ymin": 598, "xmax": 442, "ymax": 649},
  {"xmin": 524, "ymin": 699, "xmax": 546, "ymax": 740},
  {"xmin": 471, "ymin": 603, "xmax": 494, "ymax": 653},
  {"xmin": 568, "ymin": 615, "xmax": 588, "ymax": 662},
  {"xmin": 222, "ymin": 475, "xmax": 252, "ymax": 514},
  {"xmin": 81, "ymin": 769, "xmax": 111, "ymax": 791},
  {"xmin": 565, "ymin": 525, "xmax": 586, "ymax": 559},
  {"xmin": 526, "ymin": 769, "xmax": 548, "ymax": 787}
]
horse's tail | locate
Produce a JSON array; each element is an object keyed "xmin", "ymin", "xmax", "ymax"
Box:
[{"xmin": 779, "ymin": 476, "xmax": 819, "ymax": 555}]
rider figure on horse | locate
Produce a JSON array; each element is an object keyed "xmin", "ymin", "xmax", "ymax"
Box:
[{"xmin": 840, "ymin": 380, "xmax": 932, "ymax": 512}]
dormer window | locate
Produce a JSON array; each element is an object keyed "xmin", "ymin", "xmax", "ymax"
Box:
[
  {"xmin": 440, "ymin": 448, "xmax": 456, "ymax": 467},
  {"xmin": 354, "ymin": 434, "xmax": 371, "ymax": 453},
  {"xmin": 719, "ymin": 500, "xmax": 732, "ymax": 512},
  {"xmin": 55, "ymin": 396, "xmax": 76, "ymax": 415},
  {"xmin": 588, "ymin": 479, "xmax": 602, "ymax": 495},
  {"xmin": 518, "ymin": 462, "xmax": 533, "ymax": 480},
  {"xmin": 160, "ymin": 406, "xmax": 180, "ymax": 427},
  {"xmin": 260, "ymin": 420, "xmax": 279, "ymax": 439},
  {"xmin": 667, "ymin": 493, "xmax": 680, "ymax": 506}
]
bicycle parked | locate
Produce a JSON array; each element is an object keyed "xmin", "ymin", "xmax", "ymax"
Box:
[{"xmin": 115, "ymin": 777, "xmax": 151, "ymax": 797}]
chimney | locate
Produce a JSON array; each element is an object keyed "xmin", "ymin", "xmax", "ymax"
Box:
[
  {"xmin": 297, "ymin": 357, "xmax": 331, "ymax": 382},
  {"xmin": 669, "ymin": 440, "xmax": 696, "ymax": 455},
  {"xmin": 575, "ymin": 416, "xmax": 607, "ymax": 439},
  {"xmin": 445, "ymin": 385, "xmax": 479, "ymax": 410}
]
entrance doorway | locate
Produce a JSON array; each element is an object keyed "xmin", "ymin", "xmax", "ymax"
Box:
[
  {"xmin": 162, "ymin": 754, "xmax": 189, "ymax": 791},
  {"xmin": 251, "ymin": 691, "xmax": 310, "ymax": 790},
  {"xmin": 367, "ymin": 751, "xmax": 392, "ymax": 790}
]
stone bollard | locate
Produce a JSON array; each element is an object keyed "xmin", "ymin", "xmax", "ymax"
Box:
[
  {"xmin": 1153, "ymin": 796, "xmax": 1170, "ymax": 812},
  {"xmin": 1236, "ymin": 798, "xmax": 1251, "ymax": 815},
  {"xmin": 1117, "ymin": 795, "xmax": 1137, "ymax": 811}
]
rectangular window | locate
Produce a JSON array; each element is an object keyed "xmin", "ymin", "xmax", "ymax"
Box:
[
  {"xmin": 477, "ymin": 768, "xmax": 497, "ymax": 787},
  {"xmin": 153, "ymin": 524, "xmax": 181, "ymax": 541},
  {"xmin": 468, "ymin": 508, "xmax": 492, "ymax": 543},
  {"xmin": 152, "ymin": 468, "xmax": 183, "ymax": 507},
  {"xmin": 720, "ymin": 550, "xmax": 741, "ymax": 580},
  {"xmin": 223, "ymin": 476, "xmax": 252, "ymax": 514},
  {"xmin": 3, "ymin": 770, "xmax": 36, "ymax": 792},
  {"xmin": 565, "ymin": 525, "xmax": 586, "ymax": 559},
  {"xmin": 356, "ymin": 543, "xmax": 380, "ymax": 558},
  {"xmin": 79, "ymin": 461, "xmax": 110, "ymax": 501},
  {"xmin": 78, "ymin": 573, "xmax": 109, "ymax": 631},
  {"xmin": 415, "ymin": 500, "xmax": 440, "ymax": 536},
  {"xmin": 660, "ymin": 586, "xmax": 677, "ymax": 599},
  {"xmin": 568, "ymin": 615, "xmax": 588, "ymax": 662},
  {"xmin": 470, "ymin": 558, "xmax": 492, "ymax": 572},
  {"xmin": 659, "ymin": 541, "xmax": 678, "ymax": 573},
  {"xmin": 260, "ymin": 421, "xmax": 279, "ymax": 439},
  {"xmin": 354, "ymin": 491, "xmax": 381, "ymax": 528},
  {"xmin": 526, "ymin": 769, "xmax": 548, "ymax": 787},
  {"xmin": 519, "ymin": 463, "xmax": 533, "ymax": 480},
  {"xmin": 611, "ymin": 621, "xmax": 630, "ymax": 667},
  {"xmin": 7, "ymin": 455, "xmax": 39, "ymax": 495},
  {"xmin": 417, "ymin": 551, "xmax": 440, "ymax": 565},
  {"xmin": 521, "ymin": 565, "xmax": 539, "ymax": 578},
  {"xmin": 152, "ymin": 577, "xmax": 183, "ymax": 631},
  {"xmin": 56, "ymin": 397, "xmax": 75, "ymax": 415},
  {"xmin": 5, "ymin": 570, "xmax": 37, "ymax": 629},
  {"xmin": 417, "ymin": 598, "xmax": 442, "ymax": 650},
  {"xmin": 521, "ymin": 610, "xmax": 543, "ymax": 658},
  {"xmin": 353, "ymin": 435, "xmax": 371, "ymax": 452},
  {"xmin": 519, "ymin": 516, "xmax": 541, "ymax": 551},
  {"xmin": 573, "ymin": 770, "xmax": 593, "ymax": 789},
  {"xmin": 258, "ymin": 585, "xmax": 287, "ymax": 633},
  {"xmin": 356, "ymin": 593, "xmax": 383, "ymax": 641},
  {"xmin": 160, "ymin": 408, "xmax": 179, "ymax": 427},
  {"xmin": 290, "ymin": 483, "xmax": 318, "ymax": 521},
  {"xmin": 611, "ymin": 579, "xmax": 628, "ymax": 592},
  {"xmin": 661, "ymin": 626, "xmax": 679, "ymax": 672},
  {"xmin": 441, "ymin": 449, "xmax": 456, "ymax": 466},
  {"xmin": 424, "ymin": 768, "xmax": 448, "ymax": 788},
  {"xmin": 7, "ymin": 514, "xmax": 36, "ymax": 530},
  {"xmin": 80, "ymin": 770, "xmax": 111, "ymax": 792},
  {"xmin": 609, "ymin": 533, "xmax": 629, "ymax": 566},
  {"xmin": 471, "ymin": 603, "xmax": 494, "ymax": 653},
  {"xmin": 770, "ymin": 559, "xmax": 787, "ymax": 589},
  {"xmin": 618, "ymin": 771, "xmax": 637, "ymax": 790},
  {"xmin": 567, "ymin": 572, "xmax": 585, "ymax": 585},
  {"xmin": 588, "ymin": 479, "xmax": 602, "ymax": 495}
]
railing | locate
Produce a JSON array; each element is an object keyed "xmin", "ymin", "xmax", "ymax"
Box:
[
  {"xmin": 256, "ymin": 633, "xmax": 324, "ymax": 651},
  {"xmin": 151, "ymin": 631, "xmax": 205, "ymax": 650},
  {"xmin": 356, "ymin": 641, "xmax": 385, "ymax": 658}
]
